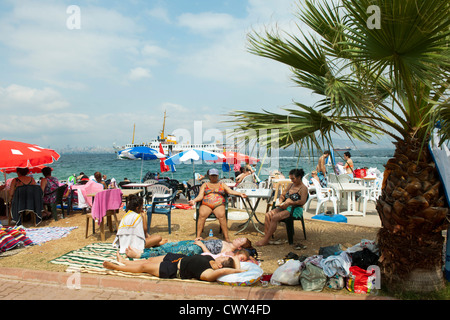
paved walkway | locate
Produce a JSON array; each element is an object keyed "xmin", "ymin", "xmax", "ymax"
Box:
[{"xmin": 0, "ymin": 267, "xmax": 392, "ymax": 301}]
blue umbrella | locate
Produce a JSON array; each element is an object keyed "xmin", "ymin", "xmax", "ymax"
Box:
[
  {"xmin": 118, "ymin": 146, "xmax": 165, "ymax": 160},
  {"xmin": 164, "ymin": 149, "xmax": 225, "ymax": 184},
  {"xmin": 118, "ymin": 146, "xmax": 165, "ymax": 181}
]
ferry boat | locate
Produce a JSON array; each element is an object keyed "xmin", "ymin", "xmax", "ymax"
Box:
[{"xmin": 114, "ymin": 112, "xmax": 228, "ymax": 158}]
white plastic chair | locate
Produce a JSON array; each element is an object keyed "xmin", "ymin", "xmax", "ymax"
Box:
[
  {"xmin": 302, "ymin": 176, "xmax": 317, "ymax": 211},
  {"xmin": 329, "ymin": 173, "xmax": 352, "ymax": 183},
  {"xmin": 235, "ymin": 182, "xmax": 258, "ymax": 209},
  {"xmin": 146, "ymin": 184, "xmax": 172, "ymax": 204},
  {"xmin": 337, "ymin": 174, "xmax": 352, "ymax": 183},
  {"xmin": 358, "ymin": 176, "xmax": 382, "ymax": 213},
  {"xmin": 219, "ymin": 178, "xmax": 234, "ymax": 184},
  {"xmin": 328, "ymin": 173, "xmax": 338, "ymax": 183},
  {"xmin": 144, "ymin": 179, "xmax": 158, "ymax": 185},
  {"xmin": 311, "ymin": 178, "xmax": 339, "ymax": 215},
  {"xmin": 241, "ymin": 174, "xmax": 255, "ymax": 184}
]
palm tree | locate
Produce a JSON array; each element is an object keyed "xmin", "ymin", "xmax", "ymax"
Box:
[{"xmin": 228, "ymin": 0, "xmax": 450, "ymax": 292}]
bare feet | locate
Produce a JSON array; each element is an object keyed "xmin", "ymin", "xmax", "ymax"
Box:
[
  {"xmin": 159, "ymin": 239, "xmax": 168, "ymax": 245},
  {"xmin": 116, "ymin": 250, "xmax": 126, "ymax": 264},
  {"xmin": 255, "ymin": 240, "xmax": 268, "ymax": 247},
  {"xmin": 103, "ymin": 261, "xmax": 116, "ymax": 270},
  {"xmin": 125, "ymin": 246, "xmax": 142, "ymax": 259}
]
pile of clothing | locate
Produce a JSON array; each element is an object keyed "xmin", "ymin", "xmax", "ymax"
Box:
[{"xmin": 270, "ymin": 239, "xmax": 380, "ymax": 294}]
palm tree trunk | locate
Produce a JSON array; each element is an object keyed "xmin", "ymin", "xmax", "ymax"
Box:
[{"xmin": 376, "ymin": 133, "xmax": 449, "ymax": 292}]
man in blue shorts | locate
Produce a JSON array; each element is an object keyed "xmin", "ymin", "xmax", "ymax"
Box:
[{"xmin": 316, "ymin": 150, "xmax": 331, "ymax": 187}]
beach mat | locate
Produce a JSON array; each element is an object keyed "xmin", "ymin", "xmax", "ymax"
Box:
[
  {"xmin": 49, "ymin": 243, "xmax": 200, "ymax": 283},
  {"xmin": 25, "ymin": 226, "xmax": 78, "ymax": 245},
  {"xmin": 50, "ymin": 242, "xmax": 154, "ymax": 279}
]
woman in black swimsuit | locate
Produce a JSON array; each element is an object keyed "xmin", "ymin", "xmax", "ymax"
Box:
[
  {"xmin": 255, "ymin": 168, "xmax": 308, "ymax": 246},
  {"xmin": 103, "ymin": 251, "xmax": 242, "ymax": 282}
]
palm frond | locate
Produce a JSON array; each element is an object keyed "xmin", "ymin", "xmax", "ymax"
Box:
[{"xmin": 231, "ymin": 0, "xmax": 450, "ymax": 153}]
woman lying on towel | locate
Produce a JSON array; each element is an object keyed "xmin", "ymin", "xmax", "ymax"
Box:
[
  {"xmin": 113, "ymin": 195, "xmax": 167, "ymax": 254},
  {"xmin": 124, "ymin": 237, "xmax": 257, "ymax": 262},
  {"xmin": 103, "ymin": 251, "xmax": 243, "ymax": 282}
]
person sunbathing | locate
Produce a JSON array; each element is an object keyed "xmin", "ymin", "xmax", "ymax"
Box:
[
  {"xmin": 103, "ymin": 251, "xmax": 243, "ymax": 282},
  {"xmin": 124, "ymin": 237, "xmax": 255, "ymax": 260},
  {"xmin": 201, "ymin": 248, "xmax": 259, "ymax": 265}
]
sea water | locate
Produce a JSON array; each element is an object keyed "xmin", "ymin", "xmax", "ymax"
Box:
[{"xmin": 3, "ymin": 148, "xmax": 394, "ymax": 184}]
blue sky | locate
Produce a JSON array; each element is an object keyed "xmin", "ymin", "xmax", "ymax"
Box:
[
  {"xmin": 0, "ymin": 0, "xmax": 392, "ymax": 150},
  {"xmin": 0, "ymin": 0, "xmax": 320, "ymax": 149}
]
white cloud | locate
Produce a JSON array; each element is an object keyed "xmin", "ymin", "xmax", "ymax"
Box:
[
  {"xmin": 128, "ymin": 67, "xmax": 152, "ymax": 81},
  {"xmin": 146, "ymin": 7, "xmax": 171, "ymax": 24},
  {"xmin": 0, "ymin": 84, "xmax": 70, "ymax": 112},
  {"xmin": 0, "ymin": 0, "xmax": 315, "ymax": 149},
  {"xmin": 0, "ymin": 113, "xmax": 91, "ymax": 145},
  {"xmin": 177, "ymin": 12, "xmax": 238, "ymax": 36},
  {"xmin": 137, "ymin": 44, "xmax": 171, "ymax": 66},
  {"xmin": 174, "ymin": 1, "xmax": 300, "ymax": 85},
  {"xmin": 0, "ymin": 2, "xmax": 141, "ymax": 87},
  {"xmin": 141, "ymin": 45, "xmax": 169, "ymax": 58}
]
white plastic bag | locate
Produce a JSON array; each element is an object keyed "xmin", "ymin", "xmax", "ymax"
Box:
[
  {"xmin": 346, "ymin": 239, "xmax": 378, "ymax": 255},
  {"xmin": 270, "ymin": 260, "xmax": 302, "ymax": 286}
]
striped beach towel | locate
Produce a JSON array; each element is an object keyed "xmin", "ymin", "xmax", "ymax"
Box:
[
  {"xmin": 49, "ymin": 243, "xmax": 203, "ymax": 283},
  {"xmin": 0, "ymin": 227, "xmax": 33, "ymax": 253},
  {"xmin": 50, "ymin": 243, "xmax": 158, "ymax": 280}
]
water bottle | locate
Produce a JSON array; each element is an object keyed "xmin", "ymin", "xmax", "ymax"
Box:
[{"xmin": 209, "ymin": 229, "xmax": 213, "ymax": 238}]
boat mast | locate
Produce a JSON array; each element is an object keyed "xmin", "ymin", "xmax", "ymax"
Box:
[
  {"xmin": 160, "ymin": 110, "xmax": 166, "ymax": 141},
  {"xmin": 132, "ymin": 123, "xmax": 135, "ymax": 144}
]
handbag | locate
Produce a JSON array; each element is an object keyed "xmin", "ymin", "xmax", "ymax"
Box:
[{"xmin": 300, "ymin": 262, "xmax": 327, "ymax": 291}]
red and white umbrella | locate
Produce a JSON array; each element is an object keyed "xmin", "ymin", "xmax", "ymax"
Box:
[
  {"xmin": 0, "ymin": 140, "xmax": 60, "ymax": 170},
  {"xmin": 1, "ymin": 165, "xmax": 52, "ymax": 174},
  {"xmin": 208, "ymin": 151, "xmax": 260, "ymax": 165}
]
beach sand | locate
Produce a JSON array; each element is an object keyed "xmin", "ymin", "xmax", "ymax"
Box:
[{"xmin": 0, "ymin": 196, "xmax": 380, "ymax": 276}]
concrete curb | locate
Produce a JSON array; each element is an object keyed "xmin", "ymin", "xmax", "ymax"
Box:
[{"xmin": 0, "ymin": 267, "xmax": 393, "ymax": 300}]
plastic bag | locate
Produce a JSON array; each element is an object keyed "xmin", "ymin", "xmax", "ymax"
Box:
[
  {"xmin": 346, "ymin": 266, "xmax": 376, "ymax": 294},
  {"xmin": 346, "ymin": 239, "xmax": 378, "ymax": 255},
  {"xmin": 354, "ymin": 168, "xmax": 367, "ymax": 178},
  {"xmin": 299, "ymin": 262, "xmax": 327, "ymax": 291},
  {"xmin": 327, "ymin": 275, "xmax": 345, "ymax": 290},
  {"xmin": 270, "ymin": 259, "xmax": 302, "ymax": 286}
]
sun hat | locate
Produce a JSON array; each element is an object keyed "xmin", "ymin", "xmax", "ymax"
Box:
[{"xmin": 208, "ymin": 168, "xmax": 220, "ymax": 176}]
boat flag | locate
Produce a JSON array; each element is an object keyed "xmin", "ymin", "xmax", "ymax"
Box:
[{"xmin": 159, "ymin": 143, "xmax": 170, "ymax": 173}]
